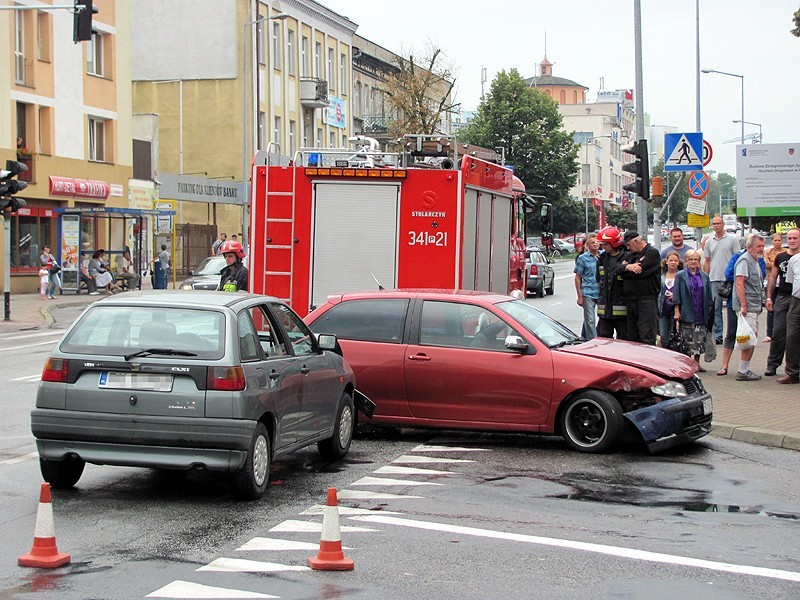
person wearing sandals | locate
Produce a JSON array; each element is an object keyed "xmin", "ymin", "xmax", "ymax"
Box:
[
  {"xmin": 673, "ymin": 250, "xmax": 713, "ymax": 371},
  {"xmin": 730, "ymin": 234, "xmax": 766, "ymax": 381}
]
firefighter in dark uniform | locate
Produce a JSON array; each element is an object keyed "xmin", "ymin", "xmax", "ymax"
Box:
[
  {"xmin": 595, "ymin": 226, "xmax": 629, "ymax": 340},
  {"xmin": 217, "ymin": 240, "xmax": 249, "ymax": 292}
]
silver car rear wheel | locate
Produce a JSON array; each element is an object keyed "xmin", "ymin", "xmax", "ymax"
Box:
[{"xmin": 232, "ymin": 422, "xmax": 271, "ymax": 500}]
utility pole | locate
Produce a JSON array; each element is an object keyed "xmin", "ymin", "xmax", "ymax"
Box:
[{"xmin": 633, "ymin": 0, "xmax": 647, "ymax": 234}]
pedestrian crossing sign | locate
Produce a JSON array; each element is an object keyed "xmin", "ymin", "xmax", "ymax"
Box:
[{"xmin": 664, "ymin": 132, "xmax": 703, "ymax": 172}]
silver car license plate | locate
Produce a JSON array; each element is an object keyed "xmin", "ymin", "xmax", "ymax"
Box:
[
  {"xmin": 98, "ymin": 372, "xmax": 174, "ymax": 392},
  {"xmin": 702, "ymin": 397, "xmax": 712, "ymax": 415}
]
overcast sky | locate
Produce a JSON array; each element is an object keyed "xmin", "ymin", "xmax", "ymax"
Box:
[{"xmin": 320, "ymin": 0, "xmax": 799, "ymax": 176}]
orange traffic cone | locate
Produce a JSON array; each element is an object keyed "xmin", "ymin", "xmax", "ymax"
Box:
[
  {"xmin": 307, "ymin": 487, "xmax": 354, "ymax": 571},
  {"xmin": 18, "ymin": 483, "xmax": 71, "ymax": 568}
]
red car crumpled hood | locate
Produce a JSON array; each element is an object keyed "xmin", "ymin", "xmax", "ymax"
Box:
[{"xmin": 559, "ymin": 338, "xmax": 698, "ymax": 379}]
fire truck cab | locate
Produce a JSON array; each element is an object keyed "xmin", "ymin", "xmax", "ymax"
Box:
[{"xmin": 249, "ymin": 135, "xmax": 529, "ymax": 317}]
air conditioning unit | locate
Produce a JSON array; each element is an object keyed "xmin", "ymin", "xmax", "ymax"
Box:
[{"xmin": 300, "ymin": 78, "xmax": 329, "ymax": 108}]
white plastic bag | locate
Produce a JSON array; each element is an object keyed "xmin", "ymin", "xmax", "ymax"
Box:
[{"xmin": 734, "ymin": 314, "xmax": 756, "ymax": 350}]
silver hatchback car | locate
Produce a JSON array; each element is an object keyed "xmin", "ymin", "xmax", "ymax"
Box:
[{"xmin": 31, "ymin": 291, "xmax": 365, "ymax": 500}]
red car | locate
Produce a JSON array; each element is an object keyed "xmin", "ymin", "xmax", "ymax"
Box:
[{"xmin": 305, "ymin": 290, "xmax": 712, "ymax": 453}]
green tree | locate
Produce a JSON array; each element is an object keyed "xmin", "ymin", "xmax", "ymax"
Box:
[
  {"xmin": 457, "ymin": 69, "xmax": 579, "ymax": 206},
  {"xmin": 792, "ymin": 7, "xmax": 800, "ymax": 36},
  {"xmin": 651, "ymin": 158, "xmax": 689, "ymax": 225},
  {"xmin": 605, "ymin": 206, "xmax": 638, "ymax": 231}
]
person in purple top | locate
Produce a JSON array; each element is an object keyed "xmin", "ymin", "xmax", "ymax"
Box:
[{"xmin": 673, "ymin": 249, "xmax": 713, "ymax": 370}]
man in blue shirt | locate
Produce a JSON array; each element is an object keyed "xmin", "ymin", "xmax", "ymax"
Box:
[{"xmin": 574, "ymin": 234, "xmax": 600, "ymax": 339}]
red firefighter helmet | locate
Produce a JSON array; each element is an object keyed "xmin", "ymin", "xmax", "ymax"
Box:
[
  {"xmin": 219, "ymin": 240, "xmax": 245, "ymax": 259},
  {"xmin": 596, "ymin": 226, "xmax": 623, "ymax": 248}
]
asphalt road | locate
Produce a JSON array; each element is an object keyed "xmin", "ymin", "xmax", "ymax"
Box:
[{"xmin": 0, "ymin": 288, "xmax": 797, "ymax": 599}]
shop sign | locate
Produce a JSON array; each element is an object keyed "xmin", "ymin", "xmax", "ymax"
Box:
[{"xmin": 49, "ymin": 176, "xmax": 110, "ymax": 199}]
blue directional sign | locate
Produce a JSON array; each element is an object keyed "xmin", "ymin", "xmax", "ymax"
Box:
[{"xmin": 664, "ymin": 132, "xmax": 703, "ymax": 172}]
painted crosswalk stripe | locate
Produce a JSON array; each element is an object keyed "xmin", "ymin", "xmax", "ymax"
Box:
[
  {"xmin": 374, "ymin": 465, "xmax": 455, "ymax": 476},
  {"xmin": 352, "ymin": 476, "xmax": 442, "ymax": 487},
  {"xmin": 0, "ymin": 341, "xmax": 58, "ymax": 353},
  {"xmin": 337, "ymin": 489, "xmax": 423, "ymax": 500},
  {"xmin": 237, "ymin": 537, "xmax": 349, "ymax": 552},
  {"xmin": 0, "ymin": 451, "xmax": 38, "ymax": 465},
  {"xmin": 146, "ymin": 580, "xmax": 277, "ymax": 598},
  {"xmin": 349, "ymin": 515, "xmax": 800, "ymax": 584},
  {"xmin": 269, "ymin": 519, "xmax": 377, "ymax": 533},
  {"xmin": 393, "ymin": 454, "xmax": 475, "ymax": 464},
  {"xmin": 300, "ymin": 504, "xmax": 402, "ymax": 516},
  {"xmin": 198, "ymin": 558, "xmax": 310, "ymax": 573},
  {"xmin": 412, "ymin": 444, "xmax": 490, "ymax": 452},
  {"xmin": 1, "ymin": 330, "xmax": 64, "ymax": 341}
]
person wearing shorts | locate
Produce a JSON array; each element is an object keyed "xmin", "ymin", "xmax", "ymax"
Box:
[{"xmin": 731, "ymin": 234, "xmax": 766, "ymax": 381}]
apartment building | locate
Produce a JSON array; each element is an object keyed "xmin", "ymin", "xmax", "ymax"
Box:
[{"xmin": 2, "ymin": 0, "xmax": 132, "ymax": 293}]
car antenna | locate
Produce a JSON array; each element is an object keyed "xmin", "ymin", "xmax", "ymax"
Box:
[{"xmin": 370, "ymin": 273, "xmax": 385, "ymax": 290}]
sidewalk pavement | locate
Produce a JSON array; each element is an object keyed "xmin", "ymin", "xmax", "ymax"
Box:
[{"xmin": 1, "ymin": 292, "xmax": 798, "ymax": 452}]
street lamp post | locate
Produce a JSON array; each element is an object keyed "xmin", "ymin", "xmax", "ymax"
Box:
[
  {"xmin": 733, "ymin": 119, "xmax": 762, "ymax": 143},
  {"xmin": 701, "ymin": 68, "xmax": 747, "ymax": 228}
]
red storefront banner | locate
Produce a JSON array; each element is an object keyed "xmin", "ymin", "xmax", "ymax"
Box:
[
  {"xmin": 49, "ymin": 176, "xmax": 110, "ymax": 199},
  {"xmin": 12, "ymin": 206, "xmax": 55, "ymax": 217}
]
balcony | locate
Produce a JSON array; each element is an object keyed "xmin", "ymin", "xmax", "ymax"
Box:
[
  {"xmin": 300, "ymin": 78, "xmax": 329, "ymax": 108},
  {"xmin": 361, "ymin": 115, "xmax": 392, "ymax": 135}
]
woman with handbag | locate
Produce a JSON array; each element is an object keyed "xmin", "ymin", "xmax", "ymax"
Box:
[
  {"xmin": 673, "ymin": 250, "xmax": 713, "ymax": 371},
  {"xmin": 88, "ymin": 249, "xmax": 120, "ymax": 295},
  {"xmin": 39, "ymin": 245, "xmax": 60, "ymax": 300},
  {"xmin": 658, "ymin": 251, "xmax": 682, "ymax": 347}
]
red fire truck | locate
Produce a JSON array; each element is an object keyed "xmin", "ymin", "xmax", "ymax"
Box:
[{"xmin": 249, "ymin": 135, "xmax": 530, "ymax": 316}]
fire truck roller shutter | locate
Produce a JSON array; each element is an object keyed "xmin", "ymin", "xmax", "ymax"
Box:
[
  {"xmin": 462, "ymin": 189, "xmax": 512, "ymax": 293},
  {"xmin": 311, "ymin": 183, "xmax": 400, "ymax": 308}
]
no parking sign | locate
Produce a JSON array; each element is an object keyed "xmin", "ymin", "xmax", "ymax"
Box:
[{"xmin": 687, "ymin": 170, "xmax": 710, "ymax": 199}]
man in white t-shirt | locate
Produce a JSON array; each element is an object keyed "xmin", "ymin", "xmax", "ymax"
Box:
[
  {"xmin": 778, "ymin": 252, "xmax": 800, "ymax": 384},
  {"xmin": 703, "ymin": 216, "xmax": 741, "ymax": 344}
]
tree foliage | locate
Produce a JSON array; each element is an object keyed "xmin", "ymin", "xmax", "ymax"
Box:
[
  {"xmin": 792, "ymin": 7, "xmax": 800, "ymax": 36},
  {"xmin": 381, "ymin": 45, "xmax": 459, "ymax": 138},
  {"xmin": 606, "ymin": 206, "xmax": 638, "ymax": 231},
  {"xmin": 457, "ymin": 69, "xmax": 579, "ymax": 207}
]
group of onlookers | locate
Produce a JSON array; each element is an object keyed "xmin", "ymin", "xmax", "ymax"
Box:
[
  {"xmin": 39, "ymin": 247, "xmax": 142, "ymax": 298},
  {"xmin": 573, "ymin": 220, "xmax": 800, "ymax": 384}
]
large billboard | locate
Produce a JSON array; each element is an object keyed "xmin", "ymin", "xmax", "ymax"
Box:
[{"xmin": 735, "ymin": 143, "xmax": 800, "ymax": 217}]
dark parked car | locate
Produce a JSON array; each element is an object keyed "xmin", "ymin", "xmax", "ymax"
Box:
[
  {"xmin": 526, "ymin": 249, "xmax": 555, "ymax": 297},
  {"xmin": 32, "ymin": 291, "xmax": 363, "ymax": 499},
  {"xmin": 178, "ymin": 255, "xmax": 227, "ymax": 290},
  {"xmin": 305, "ymin": 290, "xmax": 712, "ymax": 453}
]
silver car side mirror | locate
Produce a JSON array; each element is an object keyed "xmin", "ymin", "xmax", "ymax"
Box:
[
  {"xmin": 504, "ymin": 335, "xmax": 529, "ymax": 352},
  {"xmin": 316, "ymin": 333, "xmax": 338, "ymax": 351}
]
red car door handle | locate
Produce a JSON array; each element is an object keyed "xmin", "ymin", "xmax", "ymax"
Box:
[
  {"xmin": 408, "ymin": 354, "xmax": 431, "ymax": 361},
  {"xmin": 300, "ymin": 366, "xmax": 310, "ymax": 374},
  {"xmin": 268, "ymin": 370, "xmax": 280, "ymax": 380}
]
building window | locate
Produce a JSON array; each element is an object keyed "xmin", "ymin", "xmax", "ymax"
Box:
[
  {"xmin": 273, "ymin": 116, "xmax": 282, "ymax": 148},
  {"xmin": 573, "ymin": 90, "xmax": 578, "ymax": 103},
  {"xmin": 88, "ymin": 117, "xmax": 105, "ymax": 161},
  {"xmin": 559, "ymin": 89, "xmax": 566, "ymax": 103},
  {"xmin": 14, "ymin": 10, "xmax": 25, "ymax": 84},
  {"xmin": 329, "ymin": 131, "xmax": 336, "ymax": 148},
  {"xmin": 340, "ymin": 53, "xmax": 347, "ymax": 95},
  {"xmin": 355, "ymin": 82, "xmax": 361, "ymax": 117},
  {"xmin": 39, "ymin": 106, "xmax": 53, "ymax": 155},
  {"xmin": 315, "ymin": 42, "xmax": 322, "ymax": 78},
  {"xmin": 289, "ymin": 120, "xmax": 296, "ymax": 156},
  {"xmin": 258, "ymin": 111, "xmax": 266, "ymax": 149},
  {"xmin": 287, "ymin": 29, "xmax": 295, "ymax": 76},
  {"xmin": 11, "ymin": 212, "xmax": 54, "ymax": 272},
  {"xmin": 303, "ymin": 122, "xmax": 310, "ymax": 147},
  {"xmin": 257, "ymin": 17, "xmax": 265, "ymax": 65},
  {"xmin": 316, "ymin": 128, "xmax": 322, "ymax": 147},
  {"xmin": 327, "ymin": 47, "xmax": 335, "ymax": 91},
  {"xmin": 301, "ymin": 36, "xmax": 309, "ymax": 77},
  {"xmin": 37, "ymin": 11, "xmax": 51, "ymax": 62},
  {"xmin": 272, "ymin": 22, "xmax": 281, "ymax": 70},
  {"xmin": 87, "ymin": 31, "xmax": 104, "ymax": 76}
]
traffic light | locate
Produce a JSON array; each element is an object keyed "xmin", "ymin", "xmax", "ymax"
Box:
[
  {"xmin": 622, "ymin": 139, "xmax": 651, "ymax": 201},
  {"xmin": 1, "ymin": 160, "xmax": 29, "ymax": 215},
  {"xmin": 73, "ymin": 0, "xmax": 98, "ymax": 43}
]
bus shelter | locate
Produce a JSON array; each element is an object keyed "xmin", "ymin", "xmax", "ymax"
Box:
[{"xmin": 55, "ymin": 206, "xmax": 175, "ymax": 293}]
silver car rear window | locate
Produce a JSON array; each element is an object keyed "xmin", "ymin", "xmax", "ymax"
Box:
[{"xmin": 61, "ymin": 306, "xmax": 225, "ymax": 359}]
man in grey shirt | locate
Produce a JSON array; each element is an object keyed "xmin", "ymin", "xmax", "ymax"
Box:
[
  {"xmin": 703, "ymin": 216, "xmax": 741, "ymax": 344},
  {"xmin": 731, "ymin": 234, "xmax": 765, "ymax": 381},
  {"xmin": 778, "ymin": 252, "xmax": 800, "ymax": 384}
]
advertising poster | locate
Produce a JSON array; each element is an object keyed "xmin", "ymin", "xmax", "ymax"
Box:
[
  {"xmin": 61, "ymin": 214, "xmax": 81, "ymax": 291},
  {"xmin": 735, "ymin": 143, "xmax": 800, "ymax": 217},
  {"xmin": 325, "ymin": 96, "xmax": 346, "ymax": 129}
]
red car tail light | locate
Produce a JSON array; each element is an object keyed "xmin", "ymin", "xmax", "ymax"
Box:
[
  {"xmin": 207, "ymin": 366, "xmax": 246, "ymax": 391},
  {"xmin": 530, "ymin": 265, "xmax": 539, "ymax": 276},
  {"xmin": 41, "ymin": 358, "xmax": 70, "ymax": 383}
]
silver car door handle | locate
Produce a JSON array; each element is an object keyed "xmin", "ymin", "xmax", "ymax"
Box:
[
  {"xmin": 300, "ymin": 366, "xmax": 310, "ymax": 375},
  {"xmin": 408, "ymin": 354, "xmax": 431, "ymax": 362},
  {"xmin": 268, "ymin": 370, "xmax": 280, "ymax": 380}
]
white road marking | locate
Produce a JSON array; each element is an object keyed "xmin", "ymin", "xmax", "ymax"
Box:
[
  {"xmin": 10, "ymin": 374, "xmax": 41, "ymax": 382},
  {"xmin": 1, "ymin": 330, "xmax": 64, "ymax": 341},
  {"xmin": 300, "ymin": 505, "xmax": 402, "ymax": 516},
  {"xmin": 198, "ymin": 558, "xmax": 309, "ymax": 573},
  {"xmin": 350, "ymin": 515, "xmax": 800, "ymax": 584},
  {"xmin": 351, "ymin": 476, "xmax": 442, "ymax": 487},
  {"xmin": 269, "ymin": 519, "xmax": 377, "ymax": 533},
  {"xmin": 374, "ymin": 465, "xmax": 456, "ymax": 476},
  {"xmin": 548, "ymin": 301, "xmax": 563, "ymax": 306},
  {"xmin": 337, "ymin": 489, "xmax": 423, "ymax": 500},
  {"xmin": 412, "ymin": 444, "xmax": 490, "ymax": 452},
  {"xmin": 237, "ymin": 538, "xmax": 349, "ymax": 552},
  {"xmin": 555, "ymin": 273, "xmax": 574, "ymax": 281},
  {"xmin": 146, "ymin": 580, "xmax": 277, "ymax": 598},
  {"xmin": 393, "ymin": 454, "xmax": 475, "ymax": 464},
  {"xmin": 0, "ymin": 452, "xmax": 38, "ymax": 465},
  {"xmin": 0, "ymin": 341, "xmax": 57, "ymax": 353}
]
